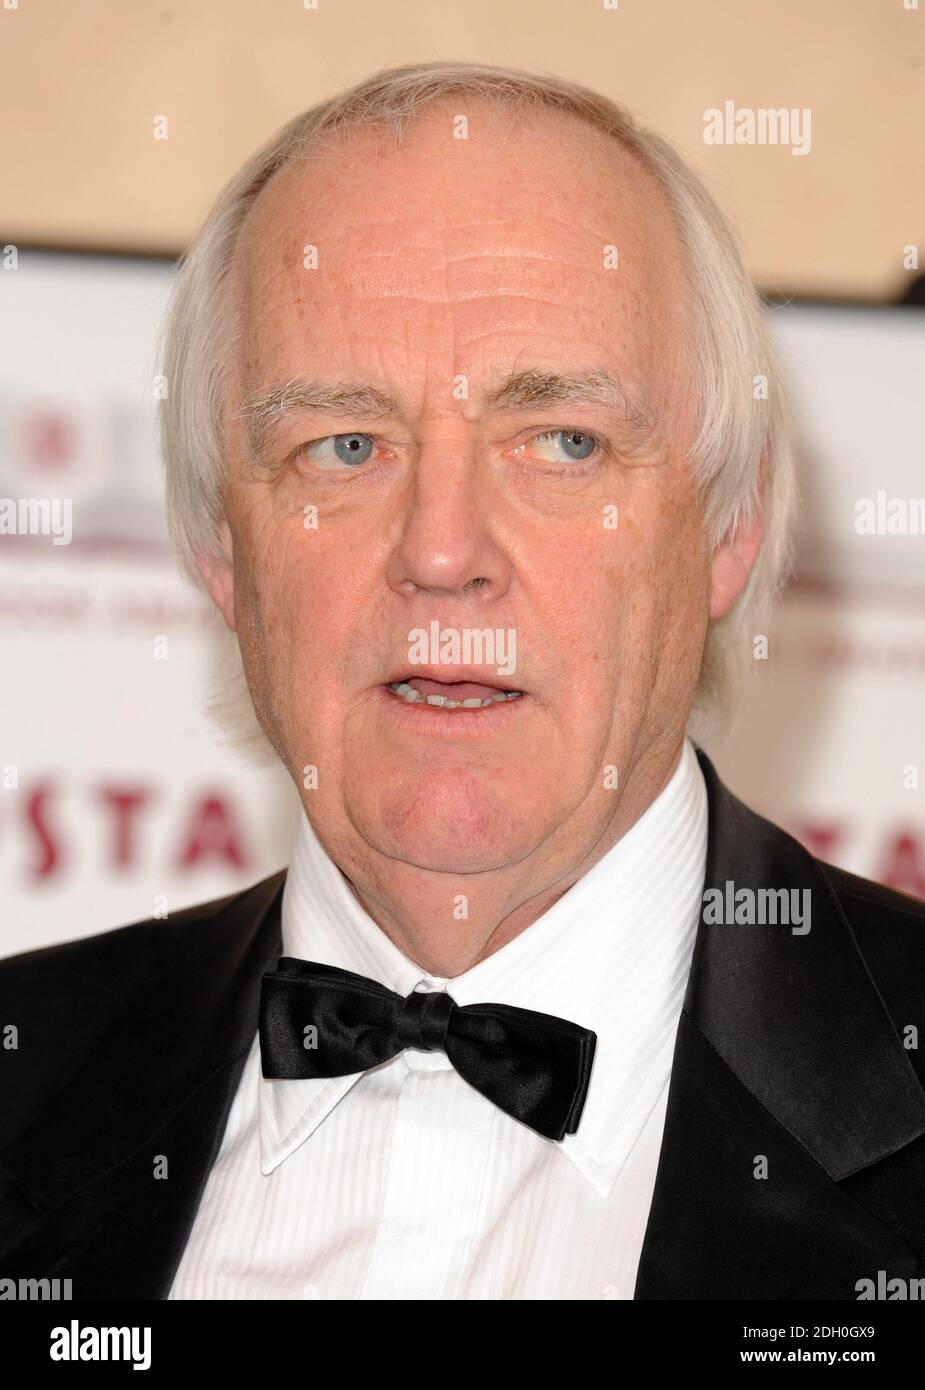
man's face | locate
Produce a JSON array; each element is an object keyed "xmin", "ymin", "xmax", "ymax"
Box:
[{"xmin": 209, "ymin": 104, "xmax": 715, "ymax": 876}]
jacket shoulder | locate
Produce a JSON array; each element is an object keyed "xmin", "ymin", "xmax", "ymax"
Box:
[
  {"xmin": 0, "ymin": 870, "xmax": 287, "ymax": 1010},
  {"xmin": 0, "ymin": 871, "xmax": 286, "ymax": 1150},
  {"xmin": 819, "ymin": 860, "xmax": 925, "ymax": 1076},
  {"xmin": 821, "ymin": 860, "xmax": 925, "ymax": 933}
]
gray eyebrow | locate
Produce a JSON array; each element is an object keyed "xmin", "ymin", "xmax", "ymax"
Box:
[
  {"xmin": 237, "ymin": 381, "xmax": 397, "ymax": 462},
  {"xmin": 237, "ymin": 367, "xmax": 656, "ymax": 462},
  {"xmin": 486, "ymin": 369, "xmax": 656, "ymax": 440}
]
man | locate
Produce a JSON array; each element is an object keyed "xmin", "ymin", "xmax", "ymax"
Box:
[{"xmin": 2, "ymin": 61, "xmax": 924, "ymax": 1301}]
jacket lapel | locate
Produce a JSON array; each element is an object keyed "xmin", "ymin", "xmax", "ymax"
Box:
[
  {"xmin": 0, "ymin": 872, "xmax": 285, "ymax": 1299},
  {"xmin": 634, "ymin": 749, "xmax": 925, "ymax": 1298}
]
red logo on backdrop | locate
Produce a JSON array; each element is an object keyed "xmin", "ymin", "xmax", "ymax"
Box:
[
  {"xmin": 796, "ymin": 821, "xmax": 925, "ymax": 902},
  {"xmin": 0, "ymin": 392, "xmax": 168, "ymax": 552},
  {"xmin": 12, "ymin": 781, "xmax": 250, "ymax": 880},
  {"xmin": 795, "ymin": 823, "xmax": 845, "ymax": 863},
  {"xmin": 876, "ymin": 832, "xmax": 925, "ymax": 901},
  {"xmin": 21, "ymin": 409, "xmax": 80, "ymax": 473}
]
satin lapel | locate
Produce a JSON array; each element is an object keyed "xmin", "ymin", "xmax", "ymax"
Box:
[
  {"xmin": 0, "ymin": 872, "xmax": 285, "ymax": 1299},
  {"xmin": 634, "ymin": 750, "xmax": 925, "ymax": 1299}
]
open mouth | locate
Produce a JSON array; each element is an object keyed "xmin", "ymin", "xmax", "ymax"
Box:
[{"xmin": 386, "ymin": 677, "xmax": 524, "ymax": 710}]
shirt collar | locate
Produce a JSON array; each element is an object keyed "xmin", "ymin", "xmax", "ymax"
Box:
[{"xmin": 260, "ymin": 737, "xmax": 708, "ymax": 1197}]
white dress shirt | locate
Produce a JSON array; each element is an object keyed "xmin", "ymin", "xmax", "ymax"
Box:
[{"xmin": 168, "ymin": 737, "xmax": 707, "ymax": 1300}]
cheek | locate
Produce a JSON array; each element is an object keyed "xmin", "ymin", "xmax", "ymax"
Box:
[
  {"xmin": 586, "ymin": 494, "xmax": 708, "ymax": 678},
  {"xmin": 235, "ymin": 521, "xmax": 372, "ymax": 735},
  {"xmin": 236, "ymin": 506, "xmax": 336, "ymax": 643},
  {"xmin": 228, "ymin": 519, "xmax": 309, "ymax": 722},
  {"xmin": 634, "ymin": 515, "xmax": 712, "ymax": 696}
]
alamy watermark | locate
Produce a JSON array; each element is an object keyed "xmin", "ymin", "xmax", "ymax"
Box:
[
  {"xmin": 0, "ymin": 496, "xmax": 72, "ymax": 545},
  {"xmin": 0, "ymin": 1275, "xmax": 72, "ymax": 1299},
  {"xmin": 703, "ymin": 102, "xmax": 812, "ymax": 156},
  {"xmin": 856, "ymin": 1270, "xmax": 925, "ymax": 1300},
  {"xmin": 702, "ymin": 881, "xmax": 812, "ymax": 935},
  {"xmin": 406, "ymin": 621, "xmax": 517, "ymax": 678},
  {"xmin": 50, "ymin": 1319, "xmax": 151, "ymax": 1370},
  {"xmin": 854, "ymin": 492, "xmax": 925, "ymax": 535}
]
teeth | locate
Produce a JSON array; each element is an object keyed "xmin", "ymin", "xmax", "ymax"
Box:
[{"xmin": 387, "ymin": 682, "xmax": 523, "ymax": 709}]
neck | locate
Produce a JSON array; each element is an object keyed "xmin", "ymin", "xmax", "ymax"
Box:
[{"xmin": 320, "ymin": 735, "xmax": 687, "ymax": 978}]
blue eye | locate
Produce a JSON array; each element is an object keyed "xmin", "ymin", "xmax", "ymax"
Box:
[
  {"xmin": 300, "ymin": 433, "xmax": 375, "ymax": 469},
  {"xmin": 530, "ymin": 429, "xmax": 601, "ymax": 464}
]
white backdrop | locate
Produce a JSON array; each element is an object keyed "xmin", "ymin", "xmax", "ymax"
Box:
[
  {"xmin": 1, "ymin": 251, "xmax": 923, "ymax": 954},
  {"xmin": 711, "ymin": 303, "xmax": 925, "ymax": 900}
]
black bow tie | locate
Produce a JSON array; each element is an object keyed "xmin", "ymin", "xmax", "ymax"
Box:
[{"xmin": 259, "ymin": 958, "xmax": 597, "ymax": 1141}]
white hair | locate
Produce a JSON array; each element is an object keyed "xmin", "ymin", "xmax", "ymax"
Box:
[{"xmin": 158, "ymin": 61, "xmax": 797, "ymax": 747}]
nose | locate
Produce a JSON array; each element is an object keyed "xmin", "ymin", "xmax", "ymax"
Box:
[{"xmin": 385, "ymin": 436, "xmax": 512, "ymax": 602}]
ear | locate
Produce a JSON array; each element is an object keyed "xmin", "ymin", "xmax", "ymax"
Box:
[
  {"xmin": 708, "ymin": 460, "xmax": 766, "ymax": 619},
  {"xmin": 194, "ymin": 518, "xmax": 238, "ymax": 632}
]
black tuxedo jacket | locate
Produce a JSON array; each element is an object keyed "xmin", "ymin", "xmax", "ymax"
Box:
[{"xmin": 2, "ymin": 749, "xmax": 925, "ymax": 1300}]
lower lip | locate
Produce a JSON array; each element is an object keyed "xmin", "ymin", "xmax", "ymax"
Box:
[{"xmin": 375, "ymin": 684, "xmax": 528, "ymax": 736}]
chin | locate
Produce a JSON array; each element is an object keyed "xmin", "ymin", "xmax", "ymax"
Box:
[
  {"xmin": 351, "ymin": 772, "xmax": 542, "ymax": 874},
  {"xmin": 379, "ymin": 840, "xmax": 519, "ymax": 875}
]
